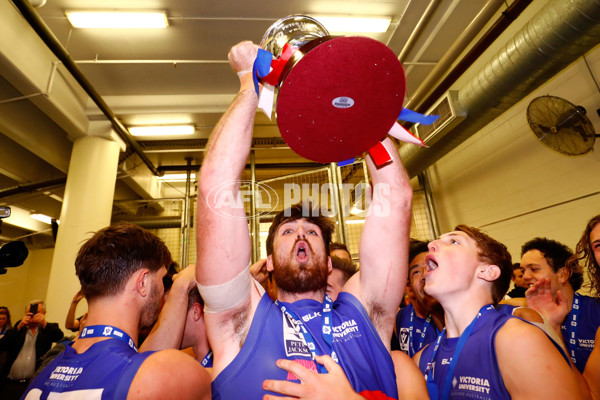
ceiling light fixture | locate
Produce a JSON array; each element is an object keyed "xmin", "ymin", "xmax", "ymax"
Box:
[
  {"xmin": 129, "ymin": 125, "xmax": 195, "ymax": 137},
  {"xmin": 314, "ymin": 16, "xmax": 391, "ymax": 33},
  {"xmin": 31, "ymin": 213, "xmax": 59, "ymax": 225},
  {"xmin": 65, "ymin": 11, "xmax": 169, "ymax": 29},
  {"xmin": 345, "ymin": 219, "xmax": 366, "ymax": 225},
  {"xmin": 157, "ymin": 173, "xmax": 197, "ymax": 182}
]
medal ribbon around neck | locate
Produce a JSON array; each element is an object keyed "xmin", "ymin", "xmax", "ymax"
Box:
[
  {"xmin": 79, "ymin": 325, "xmax": 138, "ymax": 352},
  {"xmin": 276, "ymin": 294, "xmax": 335, "ymax": 374},
  {"xmin": 424, "ymin": 305, "xmax": 494, "ymax": 400},
  {"xmin": 409, "ymin": 307, "xmax": 434, "ymax": 357},
  {"xmin": 201, "ymin": 350, "xmax": 213, "ymax": 367},
  {"xmin": 565, "ymin": 292, "xmax": 581, "ymax": 365}
]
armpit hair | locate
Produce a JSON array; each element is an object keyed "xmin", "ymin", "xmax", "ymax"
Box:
[
  {"xmin": 218, "ymin": 299, "xmax": 252, "ymax": 348},
  {"xmin": 366, "ymin": 300, "xmax": 387, "ymax": 331}
]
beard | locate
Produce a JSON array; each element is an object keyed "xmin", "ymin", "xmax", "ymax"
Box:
[
  {"xmin": 139, "ymin": 282, "xmax": 162, "ymax": 331},
  {"xmin": 272, "ymin": 239, "xmax": 328, "ymax": 294}
]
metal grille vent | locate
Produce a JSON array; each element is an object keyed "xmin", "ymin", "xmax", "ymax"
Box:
[{"xmin": 412, "ymin": 91, "xmax": 466, "ymax": 146}]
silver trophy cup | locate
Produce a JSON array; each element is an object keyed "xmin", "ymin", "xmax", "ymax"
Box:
[{"xmin": 260, "ymin": 15, "xmax": 330, "ymax": 59}]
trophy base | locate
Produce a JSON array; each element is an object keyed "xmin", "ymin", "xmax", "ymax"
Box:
[{"xmin": 276, "ymin": 36, "xmax": 406, "ymax": 164}]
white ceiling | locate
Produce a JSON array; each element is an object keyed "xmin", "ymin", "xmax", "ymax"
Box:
[{"xmin": 0, "ymin": 0, "xmax": 555, "ymax": 245}]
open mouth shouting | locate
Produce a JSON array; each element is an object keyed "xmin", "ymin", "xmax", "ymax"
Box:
[
  {"xmin": 294, "ymin": 240, "xmax": 311, "ymax": 263},
  {"xmin": 425, "ymin": 255, "xmax": 438, "ymax": 274}
]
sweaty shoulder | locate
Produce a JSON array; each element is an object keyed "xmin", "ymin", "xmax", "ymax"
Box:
[{"xmin": 128, "ymin": 350, "xmax": 211, "ymax": 400}]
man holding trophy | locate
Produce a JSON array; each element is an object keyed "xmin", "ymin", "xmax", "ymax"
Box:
[{"xmin": 196, "ymin": 16, "xmax": 416, "ymax": 400}]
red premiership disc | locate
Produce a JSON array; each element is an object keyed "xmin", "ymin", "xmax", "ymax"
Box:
[{"xmin": 276, "ymin": 36, "xmax": 406, "ymax": 163}]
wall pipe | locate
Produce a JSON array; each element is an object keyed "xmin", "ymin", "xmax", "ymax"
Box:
[
  {"xmin": 407, "ymin": 0, "xmax": 534, "ymax": 117},
  {"xmin": 401, "ymin": 0, "xmax": 600, "ymax": 177},
  {"xmin": 403, "ymin": 0, "xmax": 508, "ymax": 110}
]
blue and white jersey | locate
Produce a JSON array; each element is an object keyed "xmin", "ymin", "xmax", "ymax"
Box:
[
  {"xmin": 418, "ymin": 308, "xmax": 512, "ymax": 400},
  {"xmin": 22, "ymin": 339, "xmax": 153, "ymax": 400},
  {"xmin": 212, "ymin": 292, "xmax": 398, "ymax": 399},
  {"xmin": 561, "ymin": 293, "xmax": 600, "ymax": 372},
  {"xmin": 395, "ymin": 304, "xmax": 440, "ymax": 357}
]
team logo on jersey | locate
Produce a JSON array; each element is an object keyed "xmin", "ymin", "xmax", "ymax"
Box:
[
  {"xmin": 579, "ymin": 339, "xmax": 595, "ymax": 349},
  {"xmin": 332, "ymin": 319, "xmax": 360, "ymax": 339},
  {"xmin": 399, "ymin": 328, "xmax": 409, "ymax": 352},
  {"xmin": 455, "ymin": 376, "xmax": 492, "ymax": 395},
  {"xmin": 282, "ymin": 313, "xmax": 311, "ymax": 358},
  {"xmin": 49, "ymin": 365, "xmax": 84, "ymax": 383}
]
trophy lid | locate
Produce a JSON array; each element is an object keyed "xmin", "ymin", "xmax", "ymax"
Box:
[
  {"xmin": 260, "ymin": 15, "xmax": 329, "ymax": 57},
  {"xmin": 275, "ymin": 36, "xmax": 406, "ymax": 163}
]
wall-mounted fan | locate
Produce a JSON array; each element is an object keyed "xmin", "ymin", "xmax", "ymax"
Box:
[{"xmin": 526, "ymin": 95, "xmax": 598, "ymax": 156}]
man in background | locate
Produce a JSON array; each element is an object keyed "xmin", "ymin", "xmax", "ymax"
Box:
[
  {"xmin": 326, "ymin": 256, "xmax": 358, "ymax": 301},
  {"xmin": 181, "ymin": 286, "xmax": 212, "ymax": 372},
  {"xmin": 395, "ymin": 240, "xmax": 443, "ymax": 357},
  {"xmin": 522, "ymin": 237, "xmax": 600, "ymax": 372},
  {"xmin": 506, "ymin": 263, "xmax": 527, "ymax": 298},
  {"xmin": 330, "ymin": 242, "xmax": 352, "ymax": 261},
  {"xmin": 0, "ymin": 300, "xmax": 62, "ymax": 399}
]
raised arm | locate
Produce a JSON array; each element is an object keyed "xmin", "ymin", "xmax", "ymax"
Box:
[
  {"xmin": 195, "ymin": 41, "xmax": 263, "ymax": 375},
  {"xmin": 140, "ymin": 265, "xmax": 196, "ymax": 352},
  {"xmin": 343, "ymin": 137, "xmax": 412, "ymax": 346},
  {"xmin": 196, "ymin": 41, "xmax": 258, "ymax": 286},
  {"xmin": 65, "ymin": 290, "xmax": 84, "ymax": 331}
]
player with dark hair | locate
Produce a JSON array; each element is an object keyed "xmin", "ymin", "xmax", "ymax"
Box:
[
  {"xmin": 326, "ymin": 256, "xmax": 357, "ymax": 301},
  {"xmin": 395, "ymin": 239, "xmax": 443, "ymax": 357},
  {"xmin": 525, "ymin": 221, "xmax": 600, "ymax": 399},
  {"xmin": 329, "ymin": 242, "xmax": 352, "ymax": 260},
  {"xmin": 22, "ymin": 223, "xmax": 210, "ymax": 400},
  {"xmin": 196, "ymin": 41, "xmax": 412, "ymax": 399},
  {"xmin": 521, "ymin": 237, "xmax": 598, "ymax": 373},
  {"xmin": 506, "ymin": 263, "xmax": 528, "ymax": 298}
]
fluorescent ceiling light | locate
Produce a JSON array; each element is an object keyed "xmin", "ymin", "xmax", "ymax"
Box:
[
  {"xmin": 129, "ymin": 125, "xmax": 195, "ymax": 137},
  {"xmin": 31, "ymin": 213, "xmax": 59, "ymax": 225},
  {"xmin": 66, "ymin": 11, "xmax": 169, "ymax": 29},
  {"xmin": 315, "ymin": 16, "xmax": 391, "ymax": 33},
  {"xmin": 345, "ymin": 219, "xmax": 365, "ymax": 225},
  {"xmin": 43, "ymin": 191, "xmax": 63, "ymax": 202},
  {"xmin": 158, "ymin": 173, "xmax": 197, "ymax": 182}
]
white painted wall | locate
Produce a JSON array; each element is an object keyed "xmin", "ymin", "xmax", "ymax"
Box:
[
  {"xmin": 426, "ymin": 44, "xmax": 600, "ymax": 294},
  {"xmin": 0, "ymin": 247, "xmax": 55, "ymax": 325}
]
